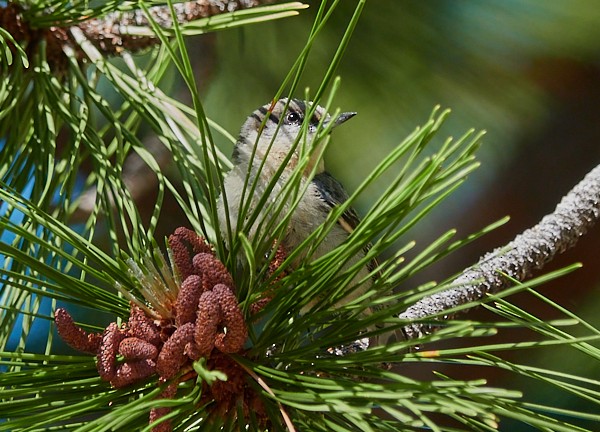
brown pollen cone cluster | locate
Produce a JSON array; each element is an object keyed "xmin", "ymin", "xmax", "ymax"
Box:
[{"xmin": 55, "ymin": 227, "xmax": 282, "ymax": 431}]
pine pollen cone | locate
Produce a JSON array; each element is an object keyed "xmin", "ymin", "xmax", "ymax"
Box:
[{"xmin": 54, "ymin": 227, "xmax": 287, "ymax": 430}]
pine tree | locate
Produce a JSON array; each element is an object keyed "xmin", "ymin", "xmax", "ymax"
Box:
[{"xmin": 1, "ymin": 1, "xmax": 599, "ymax": 431}]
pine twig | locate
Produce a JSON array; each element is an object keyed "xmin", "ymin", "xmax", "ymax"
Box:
[
  {"xmin": 0, "ymin": 0, "xmax": 276, "ymax": 70},
  {"xmin": 399, "ymin": 162, "xmax": 600, "ymax": 340},
  {"xmin": 77, "ymin": 0, "xmax": 276, "ymax": 55}
]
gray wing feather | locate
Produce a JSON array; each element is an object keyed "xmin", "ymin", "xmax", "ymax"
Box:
[
  {"xmin": 312, "ymin": 172, "xmax": 361, "ymax": 232},
  {"xmin": 312, "ymin": 172, "xmax": 378, "ymax": 274}
]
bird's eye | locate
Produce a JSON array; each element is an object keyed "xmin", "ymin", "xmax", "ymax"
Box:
[{"xmin": 286, "ymin": 112, "xmax": 302, "ymax": 124}]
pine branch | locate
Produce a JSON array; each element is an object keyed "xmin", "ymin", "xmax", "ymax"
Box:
[
  {"xmin": 77, "ymin": 0, "xmax": 277, "ymax": 55},
  {"xmin": 399, "ymin": 162, "xmax": 600, "ymax": 340},
  {"xmin": 0, "ymin": 0, "xmax": 282, "ymax": 70}
]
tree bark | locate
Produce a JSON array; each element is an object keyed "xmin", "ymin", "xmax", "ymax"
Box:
[{"xmin": 399, "ymin": 162, "xmax": 600, "ymax": 339}]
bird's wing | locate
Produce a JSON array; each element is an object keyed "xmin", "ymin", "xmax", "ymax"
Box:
[
  {"xmin": 312, "ymin": 171, "xmax": 361, "ymax": 234},
  {"xmin": 312, "ymin": 172, "xmax": 378, "ymax": 273}
]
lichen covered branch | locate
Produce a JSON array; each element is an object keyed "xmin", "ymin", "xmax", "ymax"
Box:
[{"xmin": 399, "ymin": 163, "xmax": 600, "ymax": 339}]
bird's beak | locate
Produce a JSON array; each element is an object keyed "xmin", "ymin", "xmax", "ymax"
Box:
[{"xmin": 332, "ymin": 111, "xmax": 357, "ymax": 127}]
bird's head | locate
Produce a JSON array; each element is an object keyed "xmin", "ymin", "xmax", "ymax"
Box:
[{"xmin": 232, "ymin": 98, "xmax": 356, "ymax": 176}]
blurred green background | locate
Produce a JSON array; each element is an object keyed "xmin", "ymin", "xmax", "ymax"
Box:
[
  {"xmin": 194, "ymin": 1, "xmax": 600, "ymax": 428},
  {"xmin": 199, "ymin": 0, "xmax": 600, "ymax": 297}
]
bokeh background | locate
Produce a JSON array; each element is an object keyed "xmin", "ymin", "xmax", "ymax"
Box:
[{"xmin": 196, "ymin": 1, "xmax": 600, "ymax": 428}]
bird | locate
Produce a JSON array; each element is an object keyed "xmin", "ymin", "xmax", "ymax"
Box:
[{"xmin": 216, "ymin": 97, "xmax": 375, "ymax": 310}]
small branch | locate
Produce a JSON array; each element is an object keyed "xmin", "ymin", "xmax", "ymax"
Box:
[
  {"xmin": 399, "ymin": 162, "xmax": 600, "ymax": 340},
  {"xmin": 0, "ymin": 0, "xmax": 277, "ymax": 70},
  {"xmin": 77, "ymin": 0, "xmax": 276, "ymax": 55}
]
